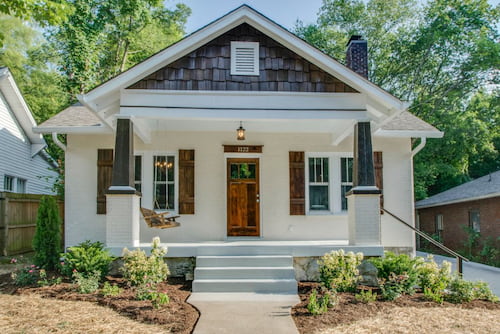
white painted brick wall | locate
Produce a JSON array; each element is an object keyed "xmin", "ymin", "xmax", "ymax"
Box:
[
  {"xmin": 348, "ymin": 194, "xmax": 381, "ymax": 245},
  {"xmin": 106, "ymin": 194, "xmax": 140, "ymax": 248}
]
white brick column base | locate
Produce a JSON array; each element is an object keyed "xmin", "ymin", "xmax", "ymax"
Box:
[
  {"xmin": 347, "ymin": 193, "xmax": 381, "ymax": 245},
  {"xmin": 106, "ymin": 194, "xmax": 140, "ymax": 248}
]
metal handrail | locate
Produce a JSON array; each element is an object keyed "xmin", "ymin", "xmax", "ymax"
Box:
[{"xmin": 383, "ymin": 208, "xmax": 469, "ymax": 274}]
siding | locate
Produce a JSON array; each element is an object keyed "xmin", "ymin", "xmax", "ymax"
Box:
[
  {"xmin": 128, "ymin": 23, "xmax": 358, "ymax": 93},
  {"xmin": 0, "ymin": 92, "xmax": 57, "ymax": 194}
]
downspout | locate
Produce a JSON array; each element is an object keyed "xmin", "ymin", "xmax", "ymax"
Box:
[
  {"xmin": 411, "ymin": 137, "xmax": 426, "ymax": 157},
  {"xmin": 52, "ymin": 132, "xmax": 66, "ymax": 152}
]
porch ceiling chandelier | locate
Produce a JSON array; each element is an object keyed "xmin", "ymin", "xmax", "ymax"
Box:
[{"xmin": 236, "ymin": 121, "xmax": 245, "ymax": 140}]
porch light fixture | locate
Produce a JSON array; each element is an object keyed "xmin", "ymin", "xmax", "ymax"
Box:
[{"xmin": 237, "ymin": 121, "xmax": 245, "ymax": 140}]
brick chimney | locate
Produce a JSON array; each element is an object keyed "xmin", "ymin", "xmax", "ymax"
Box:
[{"xmin": 346, "ymin": 35, "xmax": 368, "ymax": 79}]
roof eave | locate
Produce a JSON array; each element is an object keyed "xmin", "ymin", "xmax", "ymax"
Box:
[
  {"xmin": 33, "ymin": 125, "xmax": 110, "ymax": 134},
  {"xmin": 375, "ymin": 130, "xmax": 444, "ymax": 138},
  {"xmin": 416, "ymin": 192, "xmax": 500, "ymax": 209}
]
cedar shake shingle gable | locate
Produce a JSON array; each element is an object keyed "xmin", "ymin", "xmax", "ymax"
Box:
[
  {"xmin": 128, "ymin": 24, "xmax": 358, "ymax": 93},
  {"xmin": 416, "ymin": 171, "xmax": 500, "ymax": 208}
]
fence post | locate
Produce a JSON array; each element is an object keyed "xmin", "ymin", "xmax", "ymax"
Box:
[{"xmin": 0, "ymin": 194, "xmax": 9, "ymax": 256}]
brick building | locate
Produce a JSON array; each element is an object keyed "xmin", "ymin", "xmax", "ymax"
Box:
[{"xmin": 416, "ymin": 171, "xmax": 500, "ymax": 252}]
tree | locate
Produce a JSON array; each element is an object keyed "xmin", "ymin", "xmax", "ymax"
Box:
[
  {"xmin": 33, "ymin": 196, "xmax": 62, "ymax": 270},
  {"xmin": 50, "ymin": 0, "xmax": 190, "ymax": 95},
  {"xmin": 296, "ymin": 0, "xmax": 499, "ymax": 199},
  {"xmin": 0, "ymin": 0, "xmax": 71, "ymax": 46}
]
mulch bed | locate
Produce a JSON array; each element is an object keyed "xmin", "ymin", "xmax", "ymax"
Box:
[
  {"xmin": 0, "ymin": 273, "xmax": 199, "ymax": 334},
  {"xmin": 292, "ymin": 282, "xmax": 500, "ymax": 334}
]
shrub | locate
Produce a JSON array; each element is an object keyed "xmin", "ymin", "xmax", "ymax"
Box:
[
  {"xmin": 379, "ymin": 272, "xmax": 409, "ymax": 301},
  {"xmin": 445, "ymin": 277, "xmax": 498, "ymax": 303},
  {"xmin": 121, "ymin": 237, "xmax": 169, "ymax": 287},
  {"xmin": 33, "ymin": 196, "xmax": 62, "ymax": 270},
  {"xmin": 37, "ymin": 269, "xmax": 62, "ymax": 287},
  {"xmin": 101, "ymin": 282, "xmax": 123, "ymax": 297},
  {"xmin": 73, "ymin": 270, "xmax": 100, "ymax": 294},
  {"xmin": 11, "ymin": 265, "xmax": 40, "ymax": 286},
  {"xmin": 307, "ymin": 289, "xmax": 328, "ymax": 315},
  {"xmin": 61, "ymin": 240, "xmax": 114, "ymax": 279},
  {"xmin": 136, "ymin": 283, "xmax": 170, "ymax": 309},
  {"xmin": 355, "ymin": 289, "xmax": 377, "ymax": 303},
  {"xmin": 318, "ymin": 250, "xmax": 363, "ymax": 292},
  {"xmin": 417, "ymin": 255, "xmax": 452, "ymax": 302},
  {"xmin": 369, "ymin": 252, "xmax": 422, "ymax": 294}
]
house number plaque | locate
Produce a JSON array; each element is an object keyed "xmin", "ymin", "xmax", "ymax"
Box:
[{"xmin": 223, "ymin": 145, "xmax": 263, "ymax": 153}]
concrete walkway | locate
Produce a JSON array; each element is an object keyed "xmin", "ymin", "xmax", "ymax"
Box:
[
  {"xmin": 188, "ymin": 293, "xmax": 300, "ymax": 334},
  {"xmin": 417, "ymin": 252, "xmax": 500, "ymax": 297}
]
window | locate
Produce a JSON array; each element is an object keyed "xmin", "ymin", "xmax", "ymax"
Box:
[
  {"xmin": 340, "ymin": 157, "xmax": 353, "ymax": 210},
  {"xmin": 4, "ymin": 175, "xmax": 14, "ymax": 192},
  {"xmin": 469, "ymin": 210, "xmax": 480, "ymax": 232},
  {"xmin": 306, "ymin": 154, "xmax": 353, "ymax": 213},
  {"xmin": 435, "ymin": 214, "xmax": 444, "ymax": 241},
  {"xmin": 16, "ymin": 178, "xmax": 26, "ymax": 193},
  {"xmin": 134, "ymin": 155, "xmax": 142, "ymax": 192},
  {"xmin": 153, "ymin": 155, "xmax": 175, "ymax": 210},
  {"xmin": 308, "ymin": 157, "xmax": 329, "ymax": 211},
  {"xmin": 230, "ymin": 41, "xmax": 259, "ymax": 76}
]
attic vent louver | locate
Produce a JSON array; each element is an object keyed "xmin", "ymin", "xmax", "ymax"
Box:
[{"xmin": 231, "ymin": 41, "xmax": 259, "ymax": 76}]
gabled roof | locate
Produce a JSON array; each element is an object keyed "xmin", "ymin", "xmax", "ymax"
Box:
[
  {"xmin": 0, "ymin": 67, "xmax": 47, "ymax": 156},
  {"xmin": 416, "ymin": 170, "xmax": 500, "ymax": 209},
  {"xmin": 35, "ymin": 102, "xmax": 109, "ymax": 134},
  {"xmin": 79, "ymin": 5, "xmax": 408, "ymax": 114},
  {"xmin": 376, "ymin": 111, "xmax": 443, "ymax": 138}
]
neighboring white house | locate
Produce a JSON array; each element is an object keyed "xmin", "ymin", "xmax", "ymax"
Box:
[
  {"xmin": 35, "ymin": 6, "xmax": 442, "ymax": 286},
  {"xmin": 0, "ymin": 67, "xmax": 58, "ymax": 195}
]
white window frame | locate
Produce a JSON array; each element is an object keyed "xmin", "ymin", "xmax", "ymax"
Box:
[
  {"xmin": 134, "ymin": 151, "xmax": 178, "ymax": 214},
  {"xmin": 3, "ymin": 175, "xmax": 14, "ymax": 192},
  {"xmin": 16, "ymin": 178, "xmax": 26, "ymax": 193},
  {"xmin": 230, "ymin": 41, "xmax": 260, "ymax": 76},
  {"xmin": 134, "ymin": 154, "xmax": 143, "ymax": 193},
  {"xmin": 305, "ymin": 152, "xmax": 353, "ymax": 215}
]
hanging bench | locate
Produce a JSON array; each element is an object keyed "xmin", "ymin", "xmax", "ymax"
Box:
[{"xmin": 140, "ymin": 207, "xmax": 180, "ymax": 229}]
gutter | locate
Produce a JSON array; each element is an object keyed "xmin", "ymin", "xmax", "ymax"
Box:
[
  {"xmin": 52, "ymin": 132, "xmax": 66, "ymax": 152},
  {"xmin": 411, "ymin": 137, "xmax": 426, "ymax": 157}
]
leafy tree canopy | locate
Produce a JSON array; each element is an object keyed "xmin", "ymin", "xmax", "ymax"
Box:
[{"xmin": 296, "ymin": 0, "xmax": 499, "ymax": 199}]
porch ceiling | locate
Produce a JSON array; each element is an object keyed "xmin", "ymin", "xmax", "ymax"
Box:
[{"xmin": 142, "ymin": 118, "xmax": 356, "ymax": 134}]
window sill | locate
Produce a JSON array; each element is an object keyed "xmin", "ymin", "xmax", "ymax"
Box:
[{"xmin": 306, "ymin": 211, "xmax": 348, "ymax": 216}]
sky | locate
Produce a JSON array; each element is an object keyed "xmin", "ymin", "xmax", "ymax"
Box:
[
  {"xmin": 173, "ymin": 0, "xmax": 324, "ymax": 34},
  {"xmin": 173, "ymin": 0, "xmax": 500, "ymax": 34}
]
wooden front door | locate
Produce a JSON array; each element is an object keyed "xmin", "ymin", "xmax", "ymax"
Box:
[{"xmin": 227, "ymin": 158, "xmax": 260, "ymax": 236}]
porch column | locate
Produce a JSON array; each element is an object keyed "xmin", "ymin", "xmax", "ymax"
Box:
[
  {"xmin": 347, "ymin": 122, "xmax": 381, "ymax": 245},
  {"xmin": 106, "ymin": 117, "xmax": 140, "ymax": 249}
]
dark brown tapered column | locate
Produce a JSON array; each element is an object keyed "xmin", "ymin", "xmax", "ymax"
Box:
[
  {"xmin": 108, "ymin": 117, "xmax": 136, "ymax": 194},
  {"xmin": 351, "ymin": 122, "xmax": 380, "ymax": 194}
]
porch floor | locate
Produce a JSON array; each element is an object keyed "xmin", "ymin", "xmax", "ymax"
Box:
[{"xmin": 129, "ymin": 240, "xmax": 384, "ymax": 257}]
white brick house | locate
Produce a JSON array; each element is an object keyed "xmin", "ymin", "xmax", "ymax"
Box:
[{"xmin": 35, "ymin": 6, "xmax": 442, "ymax": 288}]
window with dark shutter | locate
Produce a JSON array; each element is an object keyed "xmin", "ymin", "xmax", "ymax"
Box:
[
  {"xmin": 97, "ymin": 149, "xmax": 113, "ymax": 214},
  {"xmin": 179, "ymin": 149, "xmax": 195, "ymax": 214},
  {"xmin": 289, "ymin": 151, "xmax": 305, "ymax": 215},
  {"xmin": 374, "ymin": 151, "xmax": 383, "ymax": 212}
]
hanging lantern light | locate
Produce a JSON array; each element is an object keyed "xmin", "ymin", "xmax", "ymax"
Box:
[{"xmin": 236, "ymin": 121, "xmax": 245, "ymax": 140}]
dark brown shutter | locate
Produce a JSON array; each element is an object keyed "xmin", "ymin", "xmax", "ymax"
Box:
[
  {"xmin": 97, "ymin": 149, "xmax": 114, "ymax": 214},
  {"xmin": 289, "ymin": 151, "xmax": 305, "ymax": 215},
  {"xmin": 374, "ymin": 151, "xmax": 384, "ymax": 212},
  {"xmin": 179, "ymin": 149, "xmax": 195, "ymax": 214}
]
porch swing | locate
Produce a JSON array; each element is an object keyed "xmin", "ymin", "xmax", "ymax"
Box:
[{"xmin": 140, "ymin": 200, "xmax": 180, "ymax": 229}]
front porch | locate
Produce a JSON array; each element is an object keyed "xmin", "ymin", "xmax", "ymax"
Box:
[{"xmin": 119, "ymin": 239, "xmax": 384, "ymax": 257}]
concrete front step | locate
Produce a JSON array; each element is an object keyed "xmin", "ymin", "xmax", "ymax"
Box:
[
  {"xmin": 196, "ymin": 255, "xmax": 293, "ymax": 268},
  {"xmin": 193, "ymin": 255, "xmax": 298, "ymax": 293},
  {"xmin": 192, "ymin": 279, "xmax": 298, "ymax": 293},
  {"xmin": 195, "ymin": 267, "xmax": 295, "ymax": 280}
]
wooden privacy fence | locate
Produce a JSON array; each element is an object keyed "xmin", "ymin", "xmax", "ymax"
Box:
[{"xmin": 0, "ymin": 192, "xmax": 64, "ymax": 256}]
